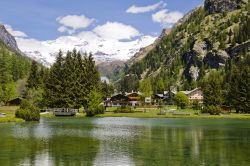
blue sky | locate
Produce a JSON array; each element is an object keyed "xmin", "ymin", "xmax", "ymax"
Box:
[{"xmin": 0, "ymin": 0, "xmax": 204, "ymax": 40}]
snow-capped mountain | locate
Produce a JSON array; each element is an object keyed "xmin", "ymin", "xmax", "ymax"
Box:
[{"xmin": 16, "ymin": 32, "xmax": 156, "ymax": 66}]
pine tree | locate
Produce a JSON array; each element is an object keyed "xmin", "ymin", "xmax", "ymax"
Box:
[
  {"xmin": 139, "ymin": 79, "xmax": 153, "ymax": 97},
  {"xmin": 229, "ymin": 54, "xmax": 250, "ymax": 113},
  {"xmin": 44, "ymin": 50, "xmax": 66, "ymax": 107},
  {"xmin": 156, "ymin": 77, "xmax": 165, "ymax": 94},
  {"xmin": 203, "ymin": 71, "xmax": 223, "ymax": 107},
  {"xmin": 44, "ymin": 50, "xmax": 101, "ymax": 108},
  {"xmin": 26, "ymin": 61, "xmax": 40, "ymax": 89}
]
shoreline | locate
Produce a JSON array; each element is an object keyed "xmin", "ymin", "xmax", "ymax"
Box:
[
  {"xmin": 40, "ymin": 112, "xmax": 250, "ymax": 120},
  {"xmin": 2, "ymin": 105, "xmax": 250, "ymax": 123}
]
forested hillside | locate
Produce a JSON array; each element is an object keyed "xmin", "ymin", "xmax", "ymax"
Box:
[
  {"xmin": 118, "ymin": 0, "xmax": 250, "ymax": 93},
  {"xmin": 0, "ymin": 40, "xmax": 31, "ymax": 103}
]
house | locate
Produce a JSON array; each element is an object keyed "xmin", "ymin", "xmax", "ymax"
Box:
[
  {"xmin": 104, "ymin": 92, "xmax": 142, "ymax": 107},
  {"xmin": 180, "ymin": 88, "xmax": 203, "ymax": 102},
  {"xmin": 144, "ymin": 97, "xmax": 152, "ymax": 104},
  {"xmin": 154, "ymin": 91, "xmax": 176, "ymax": 105},
  {"xmin": 104, "ymin": 93, "xmax": 129, "ymax": 107}
]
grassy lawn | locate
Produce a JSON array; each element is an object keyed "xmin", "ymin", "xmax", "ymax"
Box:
[
  {"xmin": 2, "ymin": 106, "xmax": 250, "ymax": 121},
  {"xmin": 97, "ymin": 106, "xmax": 250, "ymax": 119},
  {"xmin": 0, "ymin": 106, "xmax": 24, "ymax": 123}
]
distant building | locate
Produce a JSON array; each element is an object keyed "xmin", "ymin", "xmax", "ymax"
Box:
[
  {"xmin": 145, "ymin": 97, "xmax": 152, "ymax": 104},
  {"xmin": 154, "ymin": 91, "xmax": 175, "ymax": 105},
  {"xmin": 179, "ymin": 88, "xmax": 203, "ymax": 102},
  {"xmin": 104, "ymin": 92, "xmax": 142, "ymax": 107}
]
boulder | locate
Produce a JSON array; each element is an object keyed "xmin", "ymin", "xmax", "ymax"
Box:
[{"xmin": 204, "ymin": 0, "xmax": 247, "ymax": 14}]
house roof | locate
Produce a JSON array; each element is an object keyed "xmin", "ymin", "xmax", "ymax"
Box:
[{"xmin": 180, "ymin": 88, "xmax": 202, "ymax": 95}]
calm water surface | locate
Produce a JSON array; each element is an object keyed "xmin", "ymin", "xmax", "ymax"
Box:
[{"xmin": 0, "ymin": 117, "xmax": 250, "ymax": 166}]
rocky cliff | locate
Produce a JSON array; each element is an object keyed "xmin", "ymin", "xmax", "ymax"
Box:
[
  {"xmin": 204, "ymin": 0, "xmax": 248, "ymax": 14},
  {"xmin": 0, "ymin": 24, "xmax": 22, "ymax": 54}
]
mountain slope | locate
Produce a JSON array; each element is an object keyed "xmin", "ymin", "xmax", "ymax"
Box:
[
  {"xmin": 0, "ymin": 24, "xmax": 23, "ymax": 54},
  {"xmin": 119, "ymin": 0, "xmax": 250, "ymax": 92},
  {"xmin": 0, "ymin": 25, "xmax": 31, "ymax": 100}
]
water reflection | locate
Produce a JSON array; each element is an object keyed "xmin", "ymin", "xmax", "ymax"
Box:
[{"xmin": 0, "ymin": 118, "xmax": 250, "ymax": 166}]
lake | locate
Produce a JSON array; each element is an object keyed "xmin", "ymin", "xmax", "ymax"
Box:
[{"xmin": 0, "ymin": 117, "xmax": 250, "ymax": 166}]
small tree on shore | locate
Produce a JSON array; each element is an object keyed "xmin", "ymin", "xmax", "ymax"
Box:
[
  {"xmin": 85, "ymin": 89, "xmax": 105, "ymax": 117},
  {"xmin": 174, "ymin": 92, "xmax": 189, "ymax": 109},
  {"xmin": 15, "ymin": 99, "xmax": 40, "ymax": 121},
  {"xmin": 202, "ymin": 70, "xmax": 223, "ymax": 114}
]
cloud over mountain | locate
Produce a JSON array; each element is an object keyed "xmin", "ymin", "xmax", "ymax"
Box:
[
  {"xmin": 152, "ymin": 9, "xmax": 184, "ymax": 27},
  {"xmin": 126, "ymin": 1, "xmax": 166, "ymax": 14},
  {"xmin": 4, "ymin": 24, "xmax": 27, "ymax": 38},
  {"xmin": 93, "ymin": 22, "xmax": 141, "ymax": 40},
  {"xmin": 56, "ymin": 15, "xmax": 95, "ymax": 34}
]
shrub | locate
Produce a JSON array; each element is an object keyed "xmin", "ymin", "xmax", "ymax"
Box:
[
  {"xmin": 114, "ymin": 105, "xmax": 135, "ymax": 113},
  {"xmin": 15, "ymin": 100, "xmax": 40, "ymax": 121},
  {"xmin": 86, "ymin": 105, "xmax": 105, "ymax": 117},
  {"xmin": 192, "ymin": 100, "xmax": 201, "ymax": 110},
  {"xmin": 85, "ymin": 89, "xmax": 105, "ymax": 117},
  {"xmin": 174, "ymin": 92, "xmax": 189, "ymax": 109},
  {"xmin": 202, "ymin": 105, "xmax": 222, "ymax": 115}
]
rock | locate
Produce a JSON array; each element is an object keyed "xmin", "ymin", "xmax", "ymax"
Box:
[
  {"xmin": 204, "ymin": 0, "xmax": 247, "ymax": 14},
  {"xmin": 227, "ymin": 41, "xmax": 250, "ymax": 58},
  {"xmin": 189, "ymin": 66, "xmax": 200, "ymax": 81},
  {"xmin": 193, "ymin": 40, "xmax": 208, "ymax": 59},
  {"xmin": 203, "ymin": 50, "xmax": 229, "ymax": 68},
  {"xmin": 0, "ymin": 24, "xmax": 22, "ymax": 54}
]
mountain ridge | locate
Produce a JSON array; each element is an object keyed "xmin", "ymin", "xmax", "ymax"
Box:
[
  {"xmin": 0, "ymin": 24, "xmax": 23, "ymax": 55},
  {"xmin": 117, "ymin": 0, "xmax": 250, "ymax": 92}
]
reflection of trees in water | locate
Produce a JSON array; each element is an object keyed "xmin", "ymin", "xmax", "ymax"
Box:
[
  {"xmin": 131, "ymin": 126, "xmax": 250, "ymax": 166},
  {"xmin": 48, "ymin": 136, "xmax": 99, "ymax": 166},
  {"xmin": 0, "ymin": 123, "xmax": 100, "ymax": 166},
  {"xmin": 1, "ymin": 120, "xmax": 250, "ymax": 166},
  {"xmin": 0, "ymin": 123, "xmax": 46, "ymax": 166}
]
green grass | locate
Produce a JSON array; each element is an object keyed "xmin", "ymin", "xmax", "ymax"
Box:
[
  {"xmin": 97, "ymin": 106, "xmax": 250, "ymax": 120},
  {"xmin": 0, "ymin": 106, "xmax": 24, "ymax": 123},
  {"xmin": 3, "ymin": 106, "xmax": 249, "ymax": 121}
]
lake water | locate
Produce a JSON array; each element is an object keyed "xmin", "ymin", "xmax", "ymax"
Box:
[{"xmin": 0, "ymin": 117, "xmax": 250, "ymax": 166}]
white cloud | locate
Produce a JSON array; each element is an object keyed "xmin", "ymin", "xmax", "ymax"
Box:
[
  {"xmin": 152, "ymin": 9, "xmax": 183, "ymax": 27},
  {"xmin": 93, "ymin": 22, "xmax": 141, "ymax": 40},
  {"xmin": 57, "ymin": 26, "xmax": 67, "ymax": 33},
  {"xmin": 4, "ymin": 24, "xmax": 27, "ymax": 38},
  {"xmin": 57, "ymin": 26, "xmax": 75, "ymax": 35},
  {"xmin": 126, "ymin": 1, "xmax": 166, "ymax": 14},
  {"xmin": 56, "ymin": 15, "xmax": 95, "ymax": 34}
]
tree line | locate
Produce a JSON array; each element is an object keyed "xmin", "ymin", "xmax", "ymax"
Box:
[
  {"xmin": 24, "ymin": 49, "xmax": 113, "ymax": 116},
  {"xmin": 0, "ymin": 44, "xmax": 30, "ymax": 103}
]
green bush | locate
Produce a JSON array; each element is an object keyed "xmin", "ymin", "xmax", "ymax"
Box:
[
  {"xmin": 192, "ymin": 100, "xmax": 201, "ymax": 110},
  {"xmin": 85, "ymin": 89, "xmax": 105, "ymax": 117},
  {"xmin": 86, "ymin": 105, "xmax": 105, "ymax": 117},
  {"xmin": 202, "ymin": 105, "xmax": 222, "ymax": 115},
  {"xmin": 174, "ymin": 92, "xmax": 189, "ymax": 109},
  {"xmin": 114, "ymin": 105, "xmax": 135, "ymax": 113},
  {"xmin": 15, "ymin": 100, "xmax": 40, "ymax": 121}
]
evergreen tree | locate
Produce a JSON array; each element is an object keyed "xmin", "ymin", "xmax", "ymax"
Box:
[
  {"xmin": 44, "ymin": 50, "xmax": 66, "ymax": 107},
  {"xmin": 203, "ymin": 71, "xmax": 223, "ymax": 107},
  {"xmin": 139, "ymin": 79, "xmax": 153, "ymax": 97},
  {"xmin": 100, "ymin": 81, "xmax": 114, "ymax": 98},
  {"xmin": 44, "ymin": 50, "xmax": 101, "ymax": 108},
  {"xmin": 229, "ymin": 55, "xmax": 250, "ymax": 113},
  {"xmin": 156, "ymin": 77, "xmax": 165, "ymax": 94},
  {"xmin": 26, "ymin": 61, "xmax": 40, "ymax": 89}
]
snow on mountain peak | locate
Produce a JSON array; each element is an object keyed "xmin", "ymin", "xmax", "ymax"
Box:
[{"xmin": 16, "ymin": 33, "xmax": 156, "ymax": 66}]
